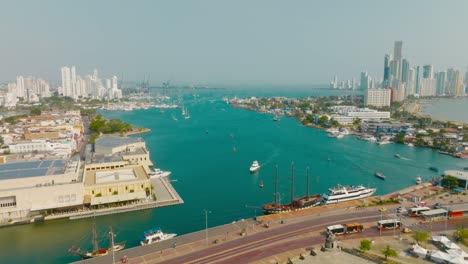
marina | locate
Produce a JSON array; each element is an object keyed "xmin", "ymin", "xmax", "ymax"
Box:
[{"xmin": 1, "ymin": 88, "xmax": 467, "ymax": 264}]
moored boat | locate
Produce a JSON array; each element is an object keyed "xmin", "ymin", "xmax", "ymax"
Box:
[
  {"xmin": 141, "ymin": 227, "xmax": 176, "ymax": 246},
  {"xmin": 69, "ymin": 224, "xmax": 125, "ymax": 259},
  {"xmin": 321, "ymin": 185, "xmax": 376, "ymax": 205},
  {"xmin": 149, "ymin": 168, "xmax": 171, "ymax": 178},
  {"xmin": 374, "ymin": 172, "xmax": 386, "ymax": 180},
  {"xmin": 262, "ymin": 165, "xmax": 320, "ymax": 214},
  {"xmin": 429, "ymin": 166, "xmax": 439, "ymax": 172},
  {"xmin": 394, "ymin": 153, "xmax": 401, "ymax": 158},
  {"xmin": 416, "ymin": 176, "xmax": 422, "ymax": 184}
]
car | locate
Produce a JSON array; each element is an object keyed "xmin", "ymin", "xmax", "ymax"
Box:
[
  {"xmin": 402, "ymin": 228, "xmax": 412, "ymax": 233},
  {"xmin": 396, "ymin": 206, "xmax": 407, "ymax": 213},
  {"xmin": 434, "ymin": 203, "xmax": 441, "ymax": 209},
  {"xmin": 379, "ymin": 207, "xmax": 387, "ymax": 212}
]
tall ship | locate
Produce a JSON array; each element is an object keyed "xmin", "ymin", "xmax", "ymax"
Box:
[
  {"xmin": 141, "ymin": 227, "xmax": 176, "ymax": 246},
  {"xmin": 321, "ymin": 185, "xmax": 376, "ymax": 205},
  {"xmin": 262, "ymin": 164, "xmax": 321, "ymax": 214},
  {"xmin": 69, "ymin": 223, "xmax": 125, "ymax": 259}
]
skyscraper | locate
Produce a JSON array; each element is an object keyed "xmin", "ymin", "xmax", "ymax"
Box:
[
  {"xmin": 393, "ymin": 41, "xmax": 403, "ymax": 61},
  {"xmin": 401, "ymin": 59, "xmax": 410, "ymax": 83},
  {"xmin": 415, "ymin": 66, "xmax": 420, "ymax": 94},
  {"xmin": 61, "ymin": 67, "xmax": 71, "ymax": 97},
  {"xmin": 383, "ymin": 54, "xmax": 390, "ymax": 82},
  {"xmin": 422, "ymin": 65, "xmax": 434, "ymax": 79},
  {"xmin": 436, "ymin": 71, "xmax": 446, "ymax": 96},
  {"xmin": 360, "ymin": 72, "xmax": 369, "ymax": 90}
]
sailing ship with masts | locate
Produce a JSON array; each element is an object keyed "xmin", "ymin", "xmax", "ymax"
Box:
[
  {"xmin": 261, "ymin": 163, "xmax": 321, "ymax": 214},
  {"xmin": 69, "ymin": 222, "xmax": 125, "ymax": 259}
]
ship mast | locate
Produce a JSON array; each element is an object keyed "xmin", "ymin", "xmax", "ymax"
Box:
[
  {"xmin": 291, "ymin": 162, "xmax": 294, "ymax": 203},
  {"xmin": 274, "ymin": 165, "xmax": 278, "ymax": 205},
  {"xmin": 92, "ymin": 220, "xmax": 98, "ymax": 252},
  {"xmin": 306, "ymin": 166, "xmax": 310, "ymax": 198}
]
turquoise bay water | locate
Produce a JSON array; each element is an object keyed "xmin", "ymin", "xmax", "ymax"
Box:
[{"xmin": 1, "ymin": 87, "xmax": 467, "ymax": 264}]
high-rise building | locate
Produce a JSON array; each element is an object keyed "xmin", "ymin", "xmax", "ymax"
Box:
[
  {"xmin": 360, "ymin": 72, "xmax": 370, "ymax": 90},
  {"xmin": 422, "ymin": 65, "xmax": 434, "ymax": 79},
  {"xmin": 383, "ymin": 54, "xmax": 390, "ymax": 82},
  {"xmin": 393, "ymin": 41, "xmax": 403, "ymax": 61},
  {"xmin": 415, "ymin": 66, "xmax": 420, "ymax": 94},
  {"xmin": 419, "ymin": 78, "xmax": 436, "ymax": 97},
  {"xmin": 454, "ymin": 70, "xmax": 463, "ymax": 96},
  {"xmin": 112, "ymin": 76, "xmax": 118, "ymax": 89},
  {"xmin": 407, "ymin": 67, "xmax": 416, "ymax": 96},
  {"xmin": 61, "ymin": 67, "xmax": 71, "ymax": 97},
  {"xmin": 16, "ymin": 76, "xmax": 25, "ymax": 98},
  {"xmin": 364, "ymin": 88, "xmax": 391, "ymax": 107},
  {"xmin": 401, "ymin": 59, "xmax": 410, "ymax": 83},
  {"xmin": 436, "ymin": 71, "xmax": 446, "ymax": 96},
  {"xmin": 446, "ymin": 68, "xmax": 457, "ymax": 96}
]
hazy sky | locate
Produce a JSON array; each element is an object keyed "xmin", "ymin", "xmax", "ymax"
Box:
[{"xmin": 1, "ymin": 0, "xmax": 468, "ymax": 85}]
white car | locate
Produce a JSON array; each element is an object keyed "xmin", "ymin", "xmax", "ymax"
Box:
[{"xmin": 396, "ymin": 206, "xmax": 407, "ymax": 213}]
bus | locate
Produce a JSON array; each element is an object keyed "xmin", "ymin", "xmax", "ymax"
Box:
[
  {"xmin": 408, "ymin": 206, "xmax": 431, "ymax": 217},
  {"xmin": 327, "ymin": 223, "xmax": 364, "ymax": 235},
  {"xmin": 377, "ymin": 219, "xmax": 401, "ymax": 230}
]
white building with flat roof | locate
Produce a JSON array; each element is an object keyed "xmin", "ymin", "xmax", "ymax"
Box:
[
  {"xmin": 365, "ymin": 88, "xmax": 391, "ymax": 107},
  {"xmin": 0, "ymin": 158, "xmax": 83, "ymax": 222},
  {"xmin": 444, "ymin": 170, "xmax": 468, "ymax": 189}
]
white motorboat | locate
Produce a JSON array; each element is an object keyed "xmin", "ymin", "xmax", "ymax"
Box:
[
  {"xmin": 416, "ymin": 176, "xmax": 422, "ymax": 185},
  {"xmin": 141, "ymin": 227, "xmax": 176, "ymax": 246},
  {"xmin": 249, "ymin": 161, "xmax": 260, "ymax": 173},
  {"xmin": 321, "ymin": 185, "xmax": 376, "ymax": 205},
  {"xmin": 150, "ymin": 168, "xmax": 172, "ymax": 178}
]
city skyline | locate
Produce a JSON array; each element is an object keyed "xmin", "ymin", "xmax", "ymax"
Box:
[{"xmin": 1, "ymin": 0, "xmax": 468, "ymax": 85}]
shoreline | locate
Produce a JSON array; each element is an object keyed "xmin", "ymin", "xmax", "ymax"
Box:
[{"xmin": 411, "ymin": 98, "xmax": 468, "ymax": 126}]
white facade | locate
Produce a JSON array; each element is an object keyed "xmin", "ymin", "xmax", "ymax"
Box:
[
  {"xmin": 61, "ymin": 67, "xmax": 71, "ymax": 97},
  {"xmin": 420, "ymin": 78, "xmax": 436, "ymax": 97},
  {"xmin": 365, "ymin": 88, "xmax": 391, "ymax": 107}
]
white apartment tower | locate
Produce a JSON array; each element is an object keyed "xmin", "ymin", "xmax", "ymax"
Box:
[{"xmin": 365, "ymin": 88, "xmax": 391, "ymax": 107}]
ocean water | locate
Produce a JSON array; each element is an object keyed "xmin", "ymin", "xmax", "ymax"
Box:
[
  {"xmin": 1, "ymin": 87, "xmax": 466, "ymax": 264},
  {"xmin": 420, "ymin": 97, "xmax": 468, "ymax": 123}
]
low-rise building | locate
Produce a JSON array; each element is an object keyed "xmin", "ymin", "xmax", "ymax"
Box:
[{"xmin": 0, "ymin": 158, "xmax": 83, "ymax": 222}]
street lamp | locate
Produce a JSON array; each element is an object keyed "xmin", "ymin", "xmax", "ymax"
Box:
[
  {"xmin": 277, "ymin": 192, "xmax": 283, "ymax": 224},
  {"xmin": 204, "ymin": 209, "xmax": 211, "ymax": 245}
]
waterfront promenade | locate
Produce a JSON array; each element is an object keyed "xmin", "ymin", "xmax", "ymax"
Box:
[{"xmin": 73, "ymin": 187, "xmax": 468, "ymax": 264}]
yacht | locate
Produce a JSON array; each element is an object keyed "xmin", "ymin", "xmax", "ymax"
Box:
[
  {"xmin": 273, "ymin": 115, "xmax": 280, "ymax": 121},
  {"xmin": 140, "ymin": 227, "xmax": 176, "ymax": 246},
  {"xmin": 149, "ymin": 168, "xmax": 171, "ymax": 178},
  {"xmin": 249, "ymin": 161, "xmax": 260, "ymax": 173},
  {"xmin": 374, "ymin": 172, "xmax": 386, "ymax": 180},
  {"xmin": 416, "ymin": 176, "xmax": 422, "ymax": 185},
  {"xmin": 321, "ymin": 185, "xmax": 376, "ymax": 205}
]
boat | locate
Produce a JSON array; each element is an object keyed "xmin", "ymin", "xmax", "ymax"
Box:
[
  {"xmin": 259, "ymin": 180, "xmax": 264, "ymax": 188},
  {"xmin": 336, "ymin": 133, "xmax": 344, "ymax": 139},
  {"xmin": 69, "ymin": 223, "xmax": 125, "ymax": 259},
  {"xmin": 262, "ymin": 165, "xmax": 320, "ymax": 214},
  {"xmin": 140, "ymin": 227, "xmax": 176, "ymax": 246},
  {"xmin": 149, "ymin": 168, "xmax": 171, "ymax": 178},
  {"xmin": 394, "ymin": 154, "xmax": 401, "ymax": 158},
  {"xmin": 407, "ymin": 143, "xmax": 414, "ymax": 147},
  {"xmin": 273, "ymin": 115, "xmax": 280, "ymax": 121},
  {"xmin": 429, "ymin": 166, "xmax": 439, "ymax": 172},
  {"xmin": 327, "ymin": 132, "xmax": 338, "ymax": 138},
  {"xmin": 416, "ymin": 176, "xmax": 422, "ymax": 185},
  {"xmin": 374, "ymin": 172, "xmax": 386, "ymax": 180},
  {"xmin": 184, "ymin": 109, "xmax": 190, "ymax": 119},
  {"xmin": 321, "ymin": 185, "xmax": 376, "ymax": 205},
  {"xmin": 249, "ymin": 161, "xmax": 260, "ymax": 173}
]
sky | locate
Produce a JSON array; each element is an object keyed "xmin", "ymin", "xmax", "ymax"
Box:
[{"xmin": 1, "ymin": 0, "xmax": 468, "ymax": 86}]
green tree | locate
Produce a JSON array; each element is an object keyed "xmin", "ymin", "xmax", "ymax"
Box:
[
  {"xmin": 442, "ymin": 175, "xmax": 459, "ymax": 189},
  {"xmin": 394, "ymin": 132, "xmax": 406, "ymax": 144},
  {"xmin": 359, "ymin": 239, "xmax": 372, "ymax": 252},
  {"xmin": 453, "ymin": 228, "xmax": 468, "ymax": 244},
  {"xmin": 353, "ymin": 118, "xmax": 362, "ymax": 126},
  {"xmin": 318, "ymin": 115, "xmax": 329, "ymax": 124},
  {"xmin": 381, "ymin": 245, "xmax": 397, "ymax": 260},
  {"xmin": 413, "ymin": 231, "xmax": 429, "ymax": 245},
  {"xmin": 30, "ymin": 107, "xmax": 42, "ymax": 116}
]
